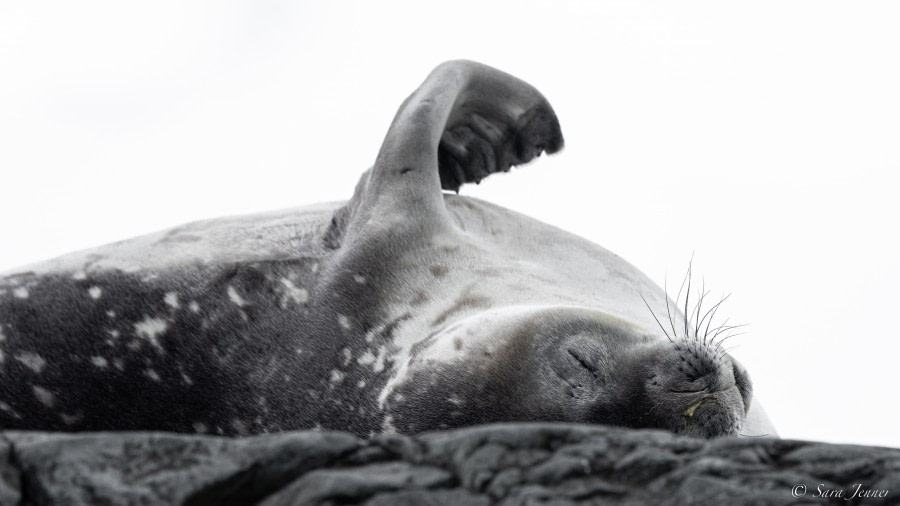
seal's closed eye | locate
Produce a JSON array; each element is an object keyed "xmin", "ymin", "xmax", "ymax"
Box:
[{"xmin": 567, "ymin": 347, "xmax": 599, "ymax": 377}]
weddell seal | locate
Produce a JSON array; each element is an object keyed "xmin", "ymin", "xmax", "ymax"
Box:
[{"xmin": 0, "ymin": 60, "xmax": 775, "ymax": 439}]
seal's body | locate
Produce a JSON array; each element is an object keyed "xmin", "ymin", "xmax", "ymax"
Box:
[{"xmin": 0, "ymin": 61, "xmax": 775, "ymax": 438}]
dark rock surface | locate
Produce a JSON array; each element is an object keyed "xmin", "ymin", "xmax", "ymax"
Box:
[{"xmin": 1, "ymin": 423, "xmax": 897, "ymax": 505}]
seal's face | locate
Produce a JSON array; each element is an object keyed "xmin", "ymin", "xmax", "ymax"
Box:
[{"xmin": 386, "ymin": 306, "xmax": 751, "ymax": 438}]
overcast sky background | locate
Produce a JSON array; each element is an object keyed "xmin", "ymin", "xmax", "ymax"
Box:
[{"xmin": 1, "ymin": 1, "xmax": 898, "ymax": 447}]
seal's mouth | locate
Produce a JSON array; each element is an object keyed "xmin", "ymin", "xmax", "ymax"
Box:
[
  {"xmin": 682, "ymin": 396, "xmax": 718, "ymax": 417},
  {"xmin": 665, "ymin": 384, "xmax": 746, "ymax": 437},
  {"xmin": 682, "ymin": 395, "xmax": 732, "ymax": 418}
]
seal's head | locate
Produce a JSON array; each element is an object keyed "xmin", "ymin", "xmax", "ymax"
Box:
[
  {"xmin": 524, "ymin": 309, "xmax": 753, "ymax": 439},
  {"xmin": 386, "ymin": 306, "xmax": 752, "ymax": 438}
]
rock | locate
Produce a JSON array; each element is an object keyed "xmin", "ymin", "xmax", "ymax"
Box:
[
  {"xmin": 3, "ymin": 431, "xmax": 358, "ymax": 505},
  {"xmin": 0, "ymin": 423, "xmax": 897, "ymax": 505}
]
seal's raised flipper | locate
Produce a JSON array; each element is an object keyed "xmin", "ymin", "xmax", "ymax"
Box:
[
  {"xmin": 432, "ymin": 64, "xmax": 564, "ymax": 192},
  {"xmin": 328, "ymin": 61, "xmax": 563, "ymax": 247}
]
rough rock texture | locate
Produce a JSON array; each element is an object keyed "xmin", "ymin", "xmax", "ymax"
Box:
[{"xmin": 0, "ymin": 423, "xmax": 897, "ymax": 506}]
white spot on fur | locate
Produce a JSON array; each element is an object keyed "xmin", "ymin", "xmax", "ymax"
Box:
[
  {"xmin": 381, "ymin": 415, "xmax": 397, "ymax": 434},
  {"xmin": 357, "ymin": 350, "xmax": 375, "ymax": 366},
  {"xmin": 181, "ymin": 372, "xmax": 193, "ymax": 385},
  {"xmin": 144, "ymin": 369, "xmax": 161, "ymax": 382},
  {"xmin": 279, "ymin": 278, "xmax": 309, "ymax": 306},
  {"xmin": 193, "ymin": 422, "xmax": 208, "ymax": 433},
  {"xmin": 33, "ymin": 386, "xmax": 55, "ymax": 408},
  {"xmin": 15, "ymin": 352, "xmax": 46, "ymax": 373},
  {"xmin": 107, "ymin": 329, "xmax": 120, "ymax": 339},
  {"xmin": 353, "ymin": 274, "xmax": 366, "ymax": 284},
  {"xmin": 0, "ymin": 324, "xmax": 5, "ymax": 341},
  {"xmin": 0, "ymin": 350, "xmax": 4, "ymax": 364},
  {"xmin": 337, "ymin": 314, "xmax": 351, "ymax": 330},
  {"xmin": 357, "ymin": 380, "xmax": 366, "ymax": 388},
  {"xmin": 133, "ymin": 317, "xmax": 168, "ymax": 352},
  {"xmin": 341, "ymin": 347, "xmax": 352, "ymax": 366},
  {"xmin": 448, "ymin": 394, "xmax": 464, "ymax": 406},
  {"xmin": 231, "ymin": 419, "xmax": 250, "ymax": 436},
  {"xmin": 106, "ymin": 310, "xmax": 116, "ymax": 318},
  {"xmin": 329, "ymin": 369, "xmax": 345, "ymax": 385},
  {"xmin": 113, "ymin": 358, "xmax": 125, "ymax": 370},
  {"xmin": 295, "ymin": 348, "xmax": 303, "ymax": 355},
  {"xmin": 164, "ymin": 292, "xmax": 180, "ymax": 309},
  {"xmin": 373, "ymin": 346, "xmax": 388, "ymax": 373},
  {"xmin": 88, "ymin": 286, "xmax": 102, "ymax": 299},
  {"xmin": 13, "ymin": 287, "xmax": 28, "ymax": 299},
  {"xmin": 228, "ymin": 286, "xmax": 248, "ymax": 307},
  {"xmin": 189, "ymin": 301, "xmax": 201, "ymax": 313},
  {"xmin": 72, "ymin": 271, "xmax": 87, "ymax": 280},
  {"xmin": 91, "ymin": 356, "xmax": 108, "ymax": 369},
  {"xmin": 0, "ymin": 401, "xmax": 20, "ymax": 419}
]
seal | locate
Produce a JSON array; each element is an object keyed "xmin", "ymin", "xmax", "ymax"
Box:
[{"xmin": 0, "ymin": 60, "xmax": 775, "ymax": 438}]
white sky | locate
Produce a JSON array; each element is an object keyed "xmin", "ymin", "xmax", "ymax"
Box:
[{"xmin": 1, "ymin": 1, "xmax": 898, "ymax": 447}]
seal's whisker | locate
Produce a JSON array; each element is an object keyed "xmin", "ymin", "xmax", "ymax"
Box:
[
  {"xmin": 706, "ymin": 317, "xmax": 731, "ymax": 346},
  {"xmin": 684, "ymin": 261, "xmax": 693, "ymax": 341},
  {"xmin": 708, "ymin": 319, "xmax": 750, "ymax": 347},
  {"xmin": 721, "ymin": 343, "xmax": 743, "ymax": 355},
  {"xmin": 648, "ymin": 260, "xmax": 748, "ymax": 374},
  {"xmin": 640, "ymin": 292, "xmax": 674, "ymax": 343},
  {"xmin": 692, "ymin": 282, "xmax": 710, "ymax": 343},
  {"xmin": 711, "ymin": 324, "xmax": 749, "ymax": 349},
  {"xmin": 710, "ymin": 323, "xmax": 748, "ymax": 339},
  {"xmin": 719, "ymin": 338, "xmax": 744, "ymax": 353},
  {"xmin": 672, "ymin": 263, "xmax": 693, "ymax": 339},
  {"xmin": 714, "ymin": 341, "xmax": 745, "ymax": 361},
  {"xmin": 664, "ymin": 277, "xmax": 682, "ymax": 342},
  {"xmin": 699, "ymin": 293, "xmax": 729, "ymax": 347}
]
